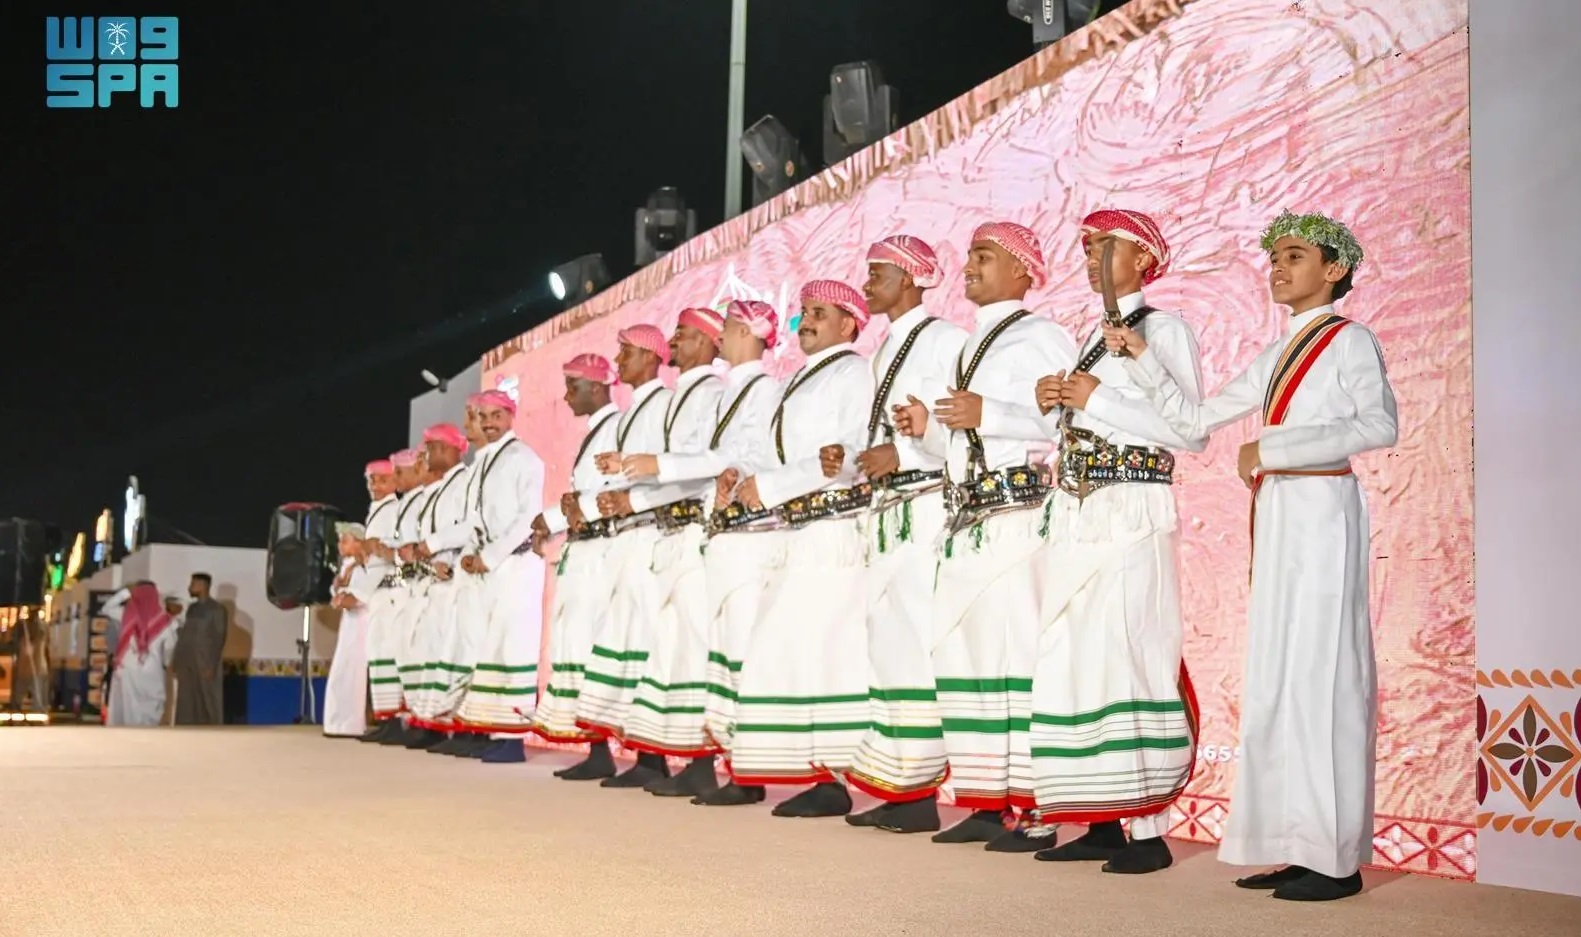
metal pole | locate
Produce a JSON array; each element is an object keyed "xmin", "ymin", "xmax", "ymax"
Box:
[
  {"xmin": 724, "ymin": 0, "xmax": 748, "ymax": 220},
  {"xmin": 296, "ymin": 605, "xmax": 314, "ymax": 724}
]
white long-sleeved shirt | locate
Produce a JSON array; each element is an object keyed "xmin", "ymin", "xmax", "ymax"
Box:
[
  {"xmin": 1069, "ymin": 291, "xmax": 1208, "ymax": 453},
  {"xmin": 354, "ymin": 494, "xmax": 400, "ymax": 596},
  {"xmin": 628, "ymin": 365, "xmax": 726, "ymax": 513},
  {"xmin": 918, "ymin": 299, "xmax": 1079, "ymax": 478},
  {"xmin": 1124, "ymin": 304, "xmax": 1399, "ymax": 470},
  {"xmin": 868, "ymin": 304, "xmax": 968, "ymax": 472},
  {"xmin": 458, "ymin": 430, "xmax": 548, "ymax": 571},
  {"xmin": 655, "ymin": 360, "xmax": 782, "ymax": 485},
  {"xmin": 411, "ymin": 462, "xmax": 469, "ymax": 557},
  {"xmin": 587, "ymin": 380, "xmax": 674, "ymax": 515},
  {"xmin": 541, "ymin": 402, "xmax": 620, "ymax": 535},
  {"xmin": 395, "ymin": 481, "xmax": 443, "ymax": 548},
  {"xmin": 753, "ymin": 342, "xmax": 876, "ymax": 510}
]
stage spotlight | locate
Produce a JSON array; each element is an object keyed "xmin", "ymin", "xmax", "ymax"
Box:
[
  {"xmin": 547, "ymin": 254, "xmax": 612, "ymax": 306},
  {"xmin": 741, "ymin": 114, "xmax": 810, "ymax": 207},
  {"xmin": 1006, "ymin": 0, "xmax": 1112, "ymax": 48},
  {"xmin": 822, "ymin": 61, "xmax": 898, "ymax": 166},
  {"xmin": 635, "ymin": 187, "xmax": 698, "ymax": 269}
]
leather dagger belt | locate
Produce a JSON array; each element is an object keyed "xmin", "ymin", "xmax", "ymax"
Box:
[
  {"xmin": 780, "ymin": 482, "xmax": 873, "ymax": 528},
  {"xmin": 655, "ymin": 498, "xmax": 705, "ymax": 533},
  {"xmin": 569, "ymin": 517, "xmax": 618, "ymax": 542},
  {"xmin": 1056, "ymin": 439, "xmax": 1175, "ymax": 498},
  {"xmin": 708, "ymin": 502, "xmax": 783, "ymax": 535}
]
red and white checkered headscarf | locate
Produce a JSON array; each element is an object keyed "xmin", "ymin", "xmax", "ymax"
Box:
[
  {"xmin": 800, "ymin": 279, "xmax": 870, "ymax": 330},
  {"xmin": 364, "ymin": 459, "xmax": 393, "ymax": 477},
  {"xmin": 867, "ymin": 235, "xmax": 942, "ymax": 289},
  {"xmin": 1080, "ymin": 209, "xmax": 1172, "ymax": 283},
  {"xmin": 677, "ymin": 307, "xmax": 724, "ymax": 344},
  {"xmin": 561, "ymin": 354, "xmax": 617, "ymax": 385},
  {"xmin": 726, "ymin": 299, "xmax": 779, "ymax": 349},
  {"xmin": 390, "ymin": 448, "xmax": 423, "ymax": 468},
  {"xmin": 423, "ymin": 422, "xmax": 468, "ymax": 454},
  {"xmin": 972, "ymin": 221, "xmax": 1047, "ymax": 289},
  {"xmin": 618, "ymin": 324, "xmax": 672, "ymax": 365},
  {"xmin": 467, "ymin": 389, "xmax": 517, "ymax": 415}
]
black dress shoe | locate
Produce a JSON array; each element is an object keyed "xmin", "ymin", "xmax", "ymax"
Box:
[
  {"xmin": 692, "ymin": 782, "xmax": 766, "ymax": 806},
  {"xmin": 1272, "ymin": 870, "xmax": 1363, "ymax": 902},
  {"xmin": 875, "ymin": 797, "xmax": 941, "ymax": 834},
  {"xmin": 845, "ymin": 802, "xmax": 894, "ymax": 827},
  {"xmin": 931, "ymin": 810, "xmax": 1007, "ymax": 844},
  {"xmin": 647, "ymin": 757, "xmax": 718, "ymax": 798},
  {"xmin": 771, "ymin": 783, "xmax": 852, "ymax": 818},
  {"xmin": 1235, "ymin": 865, "xmax": 1311, "ymax": 889},
  {"xmin": 1102, "ymin": 836, "xmax": 1173, "ymax": 874},
  {"xmin": 403, "ymin": 728, "xmax": 446, "ymax": 750},
  {"xmin": 1034, "ymin": 821, "xmax": 1127, "ymax": 862}
]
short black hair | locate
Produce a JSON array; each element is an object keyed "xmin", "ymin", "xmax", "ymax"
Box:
[
  {"xmin": 1319, "ymin": 245, "xmax": 1356, "ymax": 301},
  {"xmin": 191, "ymin": 572, "xmax": 212, "ymax": 586}
]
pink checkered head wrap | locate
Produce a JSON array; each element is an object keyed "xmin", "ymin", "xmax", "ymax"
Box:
[
  {"xmin": 561, "ymin": 354, "xmax": 617, "ymax": 385},
  {"xmin": 972, "ymin": 221, "xmax": 1048, "ymax": 289},
  {"xmin": 866, "ymin": 235, "xmax": 942, "ymax": 289},
  {"xmin": 800, "ymin": 279, "xmax": 870, "ymax": 330},
  {"xmin": 618, "ymin": 324, "xmax": 672, "ymax": 365},
  {"xmin": 423, "ymin": 422, "xmax": 468, "ymax": 454},
  {"xmin": 677, "ymin": 307, "xmax": 724, "ymax": 344},
  {"xmin": 726, "ymin": 299, "xmax": 779, "ymax": 350},
  {"xmin": 467, "ymin": 389, "xmax": 517, "ymax": 416},
  {"xmin": 390, "ymin": 448, "xmax": 423, "ymax": 468},
  {"xmin": 364, "ymin": 459, "xmax": 393, "ymax": 477},
  {"xmin": 1080, "ymin": 209, "xmax": 1172, "ymax": 283}
]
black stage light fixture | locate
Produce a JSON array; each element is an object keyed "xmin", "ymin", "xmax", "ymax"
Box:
[
  {"xmin": 547, "ymin": 254, "xmax": 612, "ymax": 306},
  {"xmin": 823, "ymin": 60, "xmax": 898, "ymax": 167},
  {"xmin": 740, "ymin": 114, "xmax": 810, "ymax": 208},
  {"xmin": 634, "ymin": 187, "xmax": 698, "ymax": 269},
  {"xmin": 1006, "ymin": 0, "xmax": 1114, "ymax": 48}
]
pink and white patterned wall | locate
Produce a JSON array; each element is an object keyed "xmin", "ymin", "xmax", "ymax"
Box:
[{"xmin": 485, "ymin": 0, "xmax": 1474, "ymax": 880}]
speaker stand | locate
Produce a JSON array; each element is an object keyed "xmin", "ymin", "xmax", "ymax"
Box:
[{"xmin": 294, "ymin": 605, "xmax": 316, "ymax": 725}]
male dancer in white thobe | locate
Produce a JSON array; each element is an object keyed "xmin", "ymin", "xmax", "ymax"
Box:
[
  {"xmin": 677, "ymin": 300, "xmax": 784, "ymax": 808},
  {"xmin": 720, "ymin": 279, "xmax": 874, "ymax": 819},
  {"xmin": 346, "ymin": 461, "xmax": 395, "ymax": 740},
  {"xmin": 326, "ymin": 518, "xmax": 372, "ymax": 738},
  {"xmin": 1105, "ymin": 210, "xmax": 1397, "ymax": 901},
  {"xmin": 893, "ymin": 221, "xmax": 1079, "ymax": 851},
  {"xmin": 603, "ymin": 308, "xmax": 726, "ymax": 797},
  {"xmin": 840, "ymin": 236, "xmax": 968, "ymax": 835},
  {"xmin": 398, "ymin": 422, "xmax": 469, "ymax": 749},
  {"xmin": 569, "ymin": 326, "xmax": 675, "ymax": 788},
  {"xmin": 1027, "ymin": 209, "xmax": 1206, "ymax": 873},
  {"xmin": 448, "ymin": 389, "xmax": 547, "ymax": 764},
  {"xmin": 528, "ymin": 355, "xmax": 624, "ymax": 779},
  {"xmin": 362, "ymin": 448, "xmax": 423, "ymax": 742},
  {"xmin": 381, "ymin": 450, "xmax": 442, "ymax": 746},
  {"xmin": 423, "ymin": 402, "xmax": 500, "ymax": 758}
]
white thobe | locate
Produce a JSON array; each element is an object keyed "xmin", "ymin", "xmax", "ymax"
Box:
[
  {"xmin": 847, "ymin": 307, "xmax": 969, "ymax": 800},
  {"xmin": 402, "ymin": 462, "xmax": 467, "ymax": 721},
  {"xmin": 1124, "ymin": 303, "xmax": 1398, "ymax": 877},
  {"xmin": 420, "ymin": 459, "xmax": 486, "ymax": 724},
  {"xmin": 926, "ymin": 299, "xmax": 1079, "ymax": 814},
  {"xmin": 619, "ymin": 364, "xmax": 727, "ymax": 754},
  {"xmin": 690, "ymin": 361, "xmax": 785, "ymax": 752},
  {"xmin": 454, "ymin": 430, "xmax": 547, "ymax": 736},
  {"xmin": 390, "ymin": 481, "xmax": 441, "ymax": 708},
  {"xmin": 530, "ymin": 402, "xmax": 622, "ymax": 742},
  {"xmin": 574, "ymin": 379, "xmax": 678, "ymax": 736},
  {"xmin": 729, "ymin": 342, "xmax": 875, "ymax": 785},
  {"xmin": 107, "ymin": 624, "xmax": 179, "ymax": 727},
  {"xmin": 324, "ymin": 557, "xmax": 374, "ymax": 737},
  {"xmin": 1030, "ymin": 291, "xmax": 1208, "ymax": 837},
  {"xmin": 359, "ymin": 494, "xmax": 403, "ymax": 717}
]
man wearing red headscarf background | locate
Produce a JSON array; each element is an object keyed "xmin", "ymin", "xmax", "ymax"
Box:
[
  {"xmin": 444, "ymin": 388, "xmax": 547, "ymax": 764},
  {"xmin": 892, "ymin": 221, "xmax": 1078, "ymax": 851},
  {"xmin": 610, "ymin": 308, "xmax": 730, "ymax": 796},
  {"xmin": 105, "ymin": 582, "xmax": 180, "ymax": 726},
  {"xmin": 1026, "ymin": 208, "xmax": 1207, "ymax": 874},
  {"xmin": 527, "ymin": 354, "xmax": 627, "ymax": 776},
  {"xmin": 840, "ymin": 235, "xmax": 969, "ymax": 834},
  {"xmin": 706, "ymin": 279, "xmax": 875, "ymax": 819}
]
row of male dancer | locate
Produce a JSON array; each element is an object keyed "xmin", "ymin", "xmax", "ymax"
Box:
[{"xmin": 329, "ymin": 208, "xmax": 1396, "ymax": 903}]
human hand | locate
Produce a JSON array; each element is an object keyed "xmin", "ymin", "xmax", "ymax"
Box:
[
  {"xmin": 934, "ymin": 387, "xmax": 983, "ymax": 430},
  {"xmin": 1237, "ymin": 441, "xmax": 1261, "ymax": 489},
  {"xmin": 855, "ymin": 443, "xmax": 900, "ymax": 481},
  {"xmin": 594, "ymin": 452, "xmax": 623, "ymax": 475},
  {"xmin": 1035, "ymin": 372, "xmax": 1065, "ymax": 415},
  {"xmin": 622, "ymin": 454, "xmax": 660, "ymax": 480},
  {"xmin": 737, "ymin": 477, "xmax": 762, "ymax": 510},
  {"xmin": 819, "ymin": 445, "xmax": 845, "ymax": 479},
  {"xmin": 1059, "ymin": 373, "xmax": 1100, "ymax": 411},
  {"xmin": 597, "ymin": 490, "xmax": 634, "ymax": 518},
  {"xmin": 1103, "ymin": 323, "xmax": 1147, "ymax": 357},
  {"xmin": 892, "ymin": 396, "xmax": 928, "ymax": 438}
]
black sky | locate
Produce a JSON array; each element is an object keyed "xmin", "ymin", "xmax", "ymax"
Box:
[{"xmin": 0, "ymin": 1, "xmax": 1033, "ymax": 547}]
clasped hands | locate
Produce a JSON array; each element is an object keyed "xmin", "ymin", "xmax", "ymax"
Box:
[{"xmin": 713, "ymin": 467, "xmax": 761, "ymax": 510}]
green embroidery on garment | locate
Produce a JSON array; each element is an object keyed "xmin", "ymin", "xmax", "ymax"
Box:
[
  {"xmin": 899, "ymin": 500, "xmax": 912, "ymax": 544},
  {"xmin": 877, "ymin": 511, "xmax": 888, "ymax": 555},
  {"xmin": 556, "ymin": 542, "xmax": 572, "ymax": 576},
  {"xmin": 1038, "ymin": 497, "xmax": 1052, "ymax": 540},
  {"xmin": 971, "ymin": 523, "xmax": 984, "ymax": 552}
]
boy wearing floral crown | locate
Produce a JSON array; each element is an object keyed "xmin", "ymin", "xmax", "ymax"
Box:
[{"xmin": 1105, "ymin": 211, "xmax": 1398, "ymax": 901}]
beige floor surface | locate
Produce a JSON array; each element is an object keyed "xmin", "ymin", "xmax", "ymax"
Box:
[{"xmin": 2, "ymin": 725, "xmax": 1577, "ymax": 937}]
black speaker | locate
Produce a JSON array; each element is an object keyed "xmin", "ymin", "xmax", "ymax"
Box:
[
  {"xmin": 0, "ymin": 518, "xmax": 48, "ymax": 607},
  {"xmin": 265, "ymin": 503, "xmax": 346, "ymax": 610}
]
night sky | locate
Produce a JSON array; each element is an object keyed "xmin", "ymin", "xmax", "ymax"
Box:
[{"xmin": 1, "ymin": 1, "xmax": 1034, "ymax": 548}]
